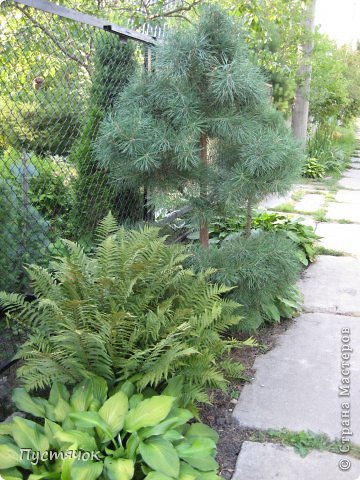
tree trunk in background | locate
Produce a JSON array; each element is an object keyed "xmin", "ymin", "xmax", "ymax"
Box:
[
  {"xmin": 291, "ymin": 0, "xmax": 317, "ymax": 145},
  {"xmin": 199, "ymin": 133, "xmax": 209, "ymax": 248}
]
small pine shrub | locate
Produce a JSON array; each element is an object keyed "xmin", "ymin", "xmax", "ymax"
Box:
[{"xmin": 190, "ymin": 231, "xmax": 302, "ymax": 331}]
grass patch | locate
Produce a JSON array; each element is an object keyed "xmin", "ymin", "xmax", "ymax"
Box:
[
  {"xmin": 337, "ymin": 219, "xmax": 354, "ymax": 224},
  {"xmin": 291, "ymin": 190, "xmax": 306, "ymax": 202},
  {"xmin": 250, "ymin": 428, "xmax": 360, "ymax": 460},
  {"xmin": 269, "ymin": 202, "xmax": 295, "ymax": 213},
  {"xmin": 315, "ymin": 246, "xmax": 348, "ymax": 257},
  {"xmin": 313, "ymin": 209, "xmax": 328, "ymax": 222}
]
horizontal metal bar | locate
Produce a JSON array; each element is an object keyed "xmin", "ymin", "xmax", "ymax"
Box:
[{"xmin": 13, "ymin": 0, "xmax": 157, "ymax": 44}]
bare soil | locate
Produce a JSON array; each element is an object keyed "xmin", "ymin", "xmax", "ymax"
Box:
[{"xmin": 199, "ymin": 318, "xmax": 295, "ymax": 479}]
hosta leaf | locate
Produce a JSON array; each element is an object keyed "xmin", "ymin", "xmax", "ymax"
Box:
[
  {"xmin": 69, "ymin": 459, "xmax": 103, "ymax": 480},
  {"xmin": 177, "ymin": 438, "xmax": 218, "ymax": 472},
  {"xmin": 29, "ymin": 473, "xmax": 62, "ymax": 479},
  {"xmin": 69, "ymin": 412, "xmax": 114, "ymax": 443},
  {"xmin": 54, "ymin": 397, "xmax": 73, "ymax": 423},
  {"xmin": 185, "ymin": 424, "xmax": 219, "ymax": 443},
  {"xmin": 162, "ymin": 430, "xmax": 183, "ymax": 442},
  {"xmin": 0, "ymin": 443, "xmax": 31, "ymax": 469},
  {"xmin": 12, "ymin": 417, "xmax": 49, "ymax": 454},
  {"xmin": 103, "ymin": 457, "xmax": 134, "ymax": 480},
  {"xmin": 49, "ymin": 383, "xmax": 70, "ymax": 406},
  {"xmin": 144, "ymin": 473, "xmax": 174, "ymax": 480},
  {"xmin": 44, "ymin": 419, "xmax": 63, "ymax": 449},
  {"xmin": 139, "ymin": 437, "xmax": 180, "ymax": 478},
  {"xmin": 1, "ymin": 468, "xmax": 23, "ymax": 480},
  {"xmin": 54, "ymin": 430, "xmax": 98, "ymax": 452},
  {"xmin": 12, "ymin": 389, "xmax": 46, "ymax": 418},
  {"xmin": 139, "ymin": 408, "xmax": 192, "ymax": 440},
  {"xmin": 98, "ymin": 391, "xmax": 128, "ymax": 437},
  {"xmin": 70, "ymin": 380, "xmax": 95, "ymax": 412},
  {"xmin": 178, "ymin": 462, "xmax": 198, "ymax": 480},
  {"xmin": 124, "ymin": 396, "xmax": 175, "ymax": 432}
]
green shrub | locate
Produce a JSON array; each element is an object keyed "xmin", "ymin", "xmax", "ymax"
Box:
[
  {"xmin": 0, "ymin": 377, "xmax": 222, "ymax": 479},
  {"xmin": 190, "ymin": 231, "xmax": 302, "ymax": 331},
  {"xmin": 302, "ymin": 157, "xmax": 325, "ymax": 179},
  {"xmin": 187, "ymin": 212, "xmax": 319, "ymax": 266},
  {"xmin": 0, "ymin": 181, "xmax": 49, "ymax": 292},
  {"xmin": 0, "ymin": 214, "xmax": 250, "ymax": 402}
]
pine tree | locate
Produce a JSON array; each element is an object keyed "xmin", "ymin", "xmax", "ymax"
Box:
[{"xmin": 95, "ymin": 6, "xmax": 303, "ymax": 246}]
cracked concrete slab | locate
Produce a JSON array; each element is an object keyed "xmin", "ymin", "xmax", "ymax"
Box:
[
  {"xmin": 295, "ymin": 194, "xmax": 325, "ymax": 213},
  {"xmin": 233, "ymin": 312, "xmax": 360, "ymax": 443},
  {"xmin": 299, "ymin": 256, "xmax": 360, "ymax": 316},
  {"xmin": 335, "ymin": 190, "xmax": 360, "ymax": 204},
  {"xmin": 232, "ymin": 442, "xmax": 360, "ymax": 480},
  {"xmin": 326, "ymin": 203, "xmax": 360, "ymax": 223},
  {"xmin": 317, "ymin": 223, "xmax": 360, "ymax": 257},
  {"xmin": 339, "ymin": 177, "xmax": 360, "ymax": 190}
]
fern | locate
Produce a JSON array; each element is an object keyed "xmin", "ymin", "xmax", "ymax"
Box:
[{"xmin": 0, "ymin": 214, "xmax": 249, "ymax": 403}]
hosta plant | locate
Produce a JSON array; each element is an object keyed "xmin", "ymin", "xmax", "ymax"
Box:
[
  {"xmin": 0, "ymin": 377, "xmax": 222, "ymax": 479},
  {"xmin": 0, "ymin": 214, "xmax": 251, "ymax": 403},
  {"xmin": 302, "ymin": 157, "xmax": 325, "ymax": 179}
]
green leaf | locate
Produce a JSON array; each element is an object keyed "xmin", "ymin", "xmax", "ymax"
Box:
[
  {"xmin": 12, "ymin": 417, "xmax": 49, "ymax": 454},
  {"xmin": 49, "ymin": 383, "xmax": 70, "ymax": 406},
  {"xmin": 70, "ymin": 380, "xmax": 95, "ymax": 412},
  {"xmin": 29, "ymin": 473, "xmax": 62, "ymax": 479},
  {"xmin": 144, "ymin": 473, "xmax": 174, "ymax": 480},
  {"xmin": 139, "ymin": 437, "xmax": 180, "ymax": 478},
  {"xmin": 0, "ymin": 443, "xmax": 31, "ymax": 469},
  {"xmin": 98, "ymin": 391, "xmax": 128, "ymax": 437},
  {"xmin": 124, "ymin": 396, "xmax": 175, "ymax": 433},
  {"xmin": 12, "ymin": 388, "xmax": 46, "ymax": 418},
  {"xmin": 44, "ymin": 419, "xmax": 63, "ymax": 449},
  {"xmin": 139, "ymin": 408, "xmax": 193, "ymax": 440},
  {"xmin": 1, "ymin": 467, "xmax": 23, "ymax": 480},
  {"xmin": 124, "ymin": 432, "xmax": 139, "ymax": 460},
  {"xmin": 70, "ymin": 459, "xmax": 103, "ymax": 480},
  {"xmin": 103, "ymin": 457, "xmax": 134, "ymax": 480},
  {"xmin": 69, "ymin": 412, "xmax": 113, "ymax": 438},
  {"xmin": 55, "ymin": 430, "xmax": 98, "ymax": 451},
  {"xmin": 185, "ymin": 424, "xmax": 219, "ymax": 443},
  {"xmin": 54, "ymin": 397, "xmax": 73, "ymax": 423},
  {"xmin": 176, "ymin": 438, "xmax": 218, "ymax": 472},
  {"xmin": 178, "ymin": 462, "xmax": 199, "ymax": 480}
]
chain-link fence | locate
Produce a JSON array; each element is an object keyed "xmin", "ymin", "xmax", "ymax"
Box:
[{"xmin": 1, "ymin": 0, "xmax": 162, "ymax": 295}]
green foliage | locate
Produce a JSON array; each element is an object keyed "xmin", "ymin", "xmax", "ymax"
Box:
[
  {"xmin": 227, "ymin": 0, "xmax": 307, "ymax": 115},
  {"xmin": 95, "ymin": 6, "xmax": 303, "ymax": 235},
  {"xmin": 0, "ymin": 181, "xmax": 49, "ymax": 292},
  {"xmin": 0, "ymin": 377, "xmax": 222, "ymax": 479},
  {"xmin": 187, "ymin": 212, "xmax": 319, "ymax": 265},
  {"xmin": 190, "ymin": 231, "xmax": 302, "ymax": 331},
  {"xmin": 0, "ymin": 214, "xmax": 250, "ymax": 402},
  {"xmin": 302, "ymin": 157, "xmax": 325, "ymax": 179},
  {"xmin": 252, "ymin": 212, "xmax": 319, "ymax": 265},
  {"xmin": 70, "ymin": 34, "xmax": 141, "ymax": 238}
]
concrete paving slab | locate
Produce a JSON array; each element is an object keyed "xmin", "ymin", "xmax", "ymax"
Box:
[
  {"xmin": 326, "ymin": 203, "xmax": 360, "ymax": 223},
  {"xmin": 339, "ymin": 177, "xmax": 360, "ymax": 190},
  {"xmin": 335, "ymin": 190, "xmax": 360, "ymax": 204},
  {"xmin": 261, "ymin": 192, "xmax": 293, "ymax": 209},
  {"xmin": 233, "ymin": 442, "xmax": 360, "ymax": 480},
  {"xmin": 233, "ymin": 313, "xmax": 360, "ymax": 442},
  {"xmin": 299, "ymin": 256, "xmax": 360, "ymax": 316},
  {"xmin": 344, "ymin": 169, "xmax": 360, "ymax": 180},
  {"xmin": 317, "ymin": 223, "xmax": 360, "ymax": 257},
  {"xmin": 295, "ymin": 194, "xmax": 325, "ymax": 213}
]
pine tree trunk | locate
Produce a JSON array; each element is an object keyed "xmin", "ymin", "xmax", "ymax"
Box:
[
  {"xmin": 291, "ymin": 0, "xmax": 317, "ymax": 145},
  {"xmin": 245, "ymin": 198, "xmax": 252, "ymax": 238},
  {"xmin": 199, "ymin": 133, "xmax": 209, "ymax": 248}
]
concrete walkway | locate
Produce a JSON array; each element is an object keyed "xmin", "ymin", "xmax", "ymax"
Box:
[{"xmin": 232, "ymin": 131, "xmax": 360, "ymax": 479}]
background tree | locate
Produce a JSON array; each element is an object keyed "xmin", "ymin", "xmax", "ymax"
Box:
[
  {"xmin": 69, "ymin": 34, "xmax": 141, "ymax": 240},
  {"xmin": 95, "ymin": 6, "xmax": 303, "ymax": 247}
]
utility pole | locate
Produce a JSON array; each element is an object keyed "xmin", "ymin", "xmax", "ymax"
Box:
[{"xmin": 291, "ymin": 0, "xmax": 317, "ymax": 146}]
